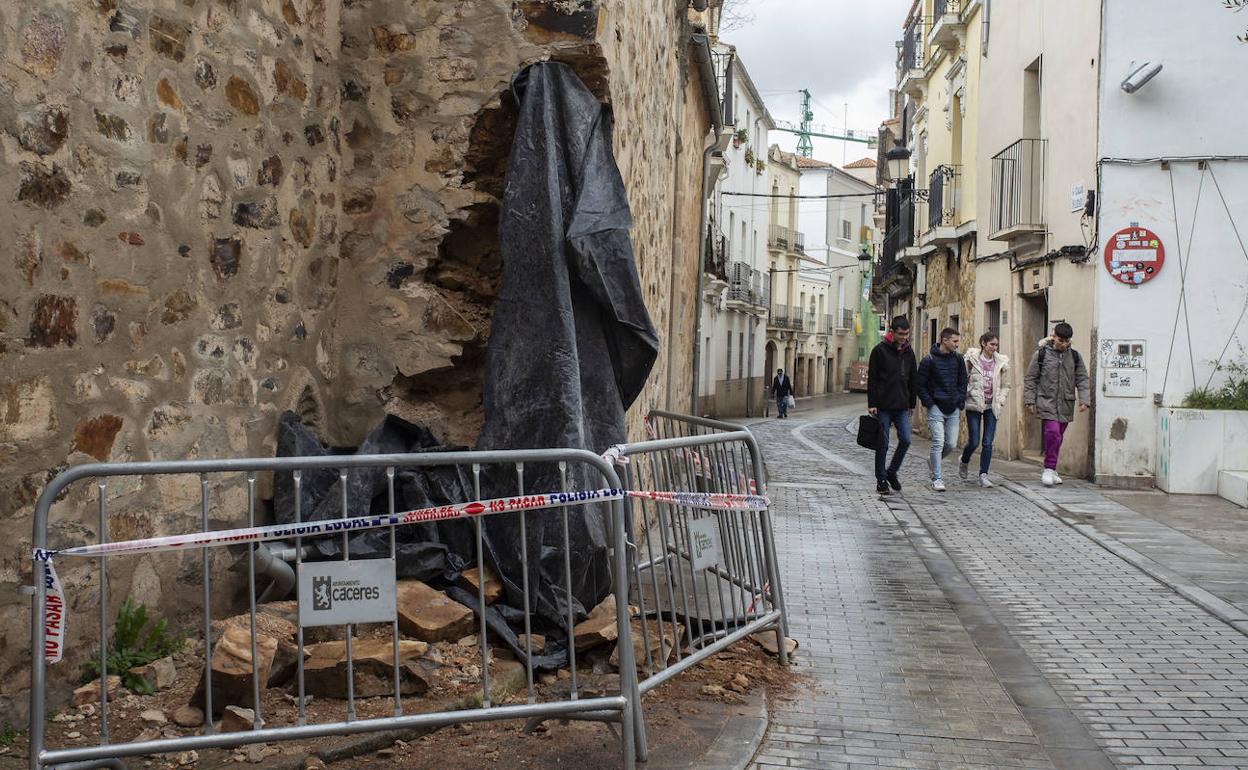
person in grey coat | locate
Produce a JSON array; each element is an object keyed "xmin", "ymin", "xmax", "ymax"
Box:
[{"xmin": 1022, "ymin": 322, "xmax": 1090, "ymax": 486}]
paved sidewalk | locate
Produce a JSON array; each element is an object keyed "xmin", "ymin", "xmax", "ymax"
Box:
[
  {"xmin": 745, "ymin": 400, "xmax": 1248, "ymax": 770},
  {"xmin": 748, "ymin": 415, "xmax": 1064, "ymax": 769}
]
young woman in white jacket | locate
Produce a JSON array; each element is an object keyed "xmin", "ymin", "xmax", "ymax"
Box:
[{"xmin": 959, "ymin": 332, "xmax": 1009, "ymax": 487}]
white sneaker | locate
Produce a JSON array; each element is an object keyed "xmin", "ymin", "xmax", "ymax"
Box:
[
  {"xmin": 958, "ymin": 462, "xmax": 969, "ymax": 480},
  {"xmin": 932, "ymin": 478, "xmax": 947, "ymax": 492},
  {"xmin": 979, "ymin": 473, "xmax": 993, "ymax": 488},
  {"xmin": 1041, "ymin": 469, "xmax": 1055, "ymax": 487},
  {"xmin": 1052, "ymin": 472, "xmax": 1064, "ymax": 485}
]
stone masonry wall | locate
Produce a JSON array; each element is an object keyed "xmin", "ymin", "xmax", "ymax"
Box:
[
  {"xmin": 0, "ymin": 0, "xmax": 704, "ymax": 721},
  {"xmin": 914, "ymin": 237, "xmax": 977, "ymax": 440}
]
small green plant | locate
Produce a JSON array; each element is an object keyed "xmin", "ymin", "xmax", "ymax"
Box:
[
  {"xmin": 733, "ymin": 127, "xmax": 748, "ymax": 146},
  {"xmin": 1183, "ymin": 361, "xmax": 1248, "ymax": 411},
  {"xmin": 0, "ymin": 724, "xmax": 20, "ymax": 746},
  {"xmin": 743, "ymin": 147, "xmax": 755, "ymax": 166},
  {"xmin": 755, "ymin": 158, "xmax": 767, "ymax": 174},
  {"xmin": 80, "ymin": 598, "xmax": 183, "ymax": 695}
]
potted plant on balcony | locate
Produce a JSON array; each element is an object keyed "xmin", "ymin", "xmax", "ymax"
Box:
[
  {"xmin": 733, "ymin": 127, "xmax": 748, "ymax": 148},
  {"xmin": 743, "ymin": 147, "xmax": 755, "ymax": 166},
  {"xmin": 755, "ymin": 158, "xmax": 766, "ymax": 175}
]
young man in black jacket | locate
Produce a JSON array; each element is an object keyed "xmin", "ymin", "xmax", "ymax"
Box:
[
  {"xmin": 867, "ymin": 316, "xmax": 918, "ymax": 495},
  {"xmin": 915, "ymin": 327, "xmax": 967, "ymax": 491}
]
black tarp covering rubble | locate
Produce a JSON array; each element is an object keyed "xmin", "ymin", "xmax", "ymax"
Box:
[{"xmin": 273, "ymin": 62, "xmax": 659, "ymax": 668}]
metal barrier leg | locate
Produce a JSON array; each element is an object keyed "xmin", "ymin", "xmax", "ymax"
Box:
[{"xmin": 612, "ymin": 496, "xmax": 645, "ymax": 766}]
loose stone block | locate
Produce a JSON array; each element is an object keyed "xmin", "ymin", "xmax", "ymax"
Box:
[{"xmin": 395, "ymin": 581, "xmax": 474, "ymax": 643}]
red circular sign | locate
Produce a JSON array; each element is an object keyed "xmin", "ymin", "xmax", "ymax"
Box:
[{"xmin": 1104, "ymin": 226, "xmax": 1165, "ymax": 286}]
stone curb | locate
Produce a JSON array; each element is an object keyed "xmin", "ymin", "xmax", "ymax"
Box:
[
  {"xmin": 1003, "ymin": 481, "xmax": 1248, "ymax": 637},
  {"xmin": 675, "ymin": 690, "xmax": 768, "ymax": 770}
]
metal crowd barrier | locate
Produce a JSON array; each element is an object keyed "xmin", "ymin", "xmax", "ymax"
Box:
[
  {"xmin": 29, "ymin": 449, "xmax": 640, "ymax": 770},
  {"xmin": 607, "ymin": 411, "xmax": 789, "ymax": 760}
]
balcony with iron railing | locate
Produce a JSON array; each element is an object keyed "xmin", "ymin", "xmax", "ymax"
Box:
[
  {"xmin": 767, "ymin": 224, "xmax": 806, "ymax": 255},
  {"xmin": 727, "ymin": 262, "xmax": 769, "ymax": 312},
  {"xmin": 838, "ymin": 307, "xmax": 855, "ymax": 333},
  {"xmin": 899, "ymin": 17, "xmax": 927, "ymax": 99},
  {"xmin": 704, "ymin": 225, "xmax": 728, "ymax": 281},
  {"xmin": 989, "ymin": 139, "xmax": 1045, "ymax": 241},
  {"xmin": 926, "ymin": 164, "xmax": 960, "ymax": 238},
  {"xmin": 769, "ymin": 304, "xmax": 806, "ymax": 331},
  {"xmin": 710, "ymin": 48, "xmax": 734, "ymax": 127},
  {"xmin": 929, "ymin": 0, "xmax": 964, "ymax": 50}
]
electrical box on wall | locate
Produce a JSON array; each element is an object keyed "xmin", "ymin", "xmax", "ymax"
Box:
[
  {"xmin": 1100, "ymin": 339, "xmax": 1147, "ymax": 398},
  {"xmin": 1018, "ymin": 263, "xmax": 1053, "ymax": 294}
]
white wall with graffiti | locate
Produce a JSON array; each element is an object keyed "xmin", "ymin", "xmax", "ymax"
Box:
[{"xmin": 1093, "ymin": 0, "xmax": 1248, "ymax": 486}]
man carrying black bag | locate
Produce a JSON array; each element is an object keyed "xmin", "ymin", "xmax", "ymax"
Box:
[{"xmin": 867, "ymin": 316, "xmax": 918, "ymax": 495}]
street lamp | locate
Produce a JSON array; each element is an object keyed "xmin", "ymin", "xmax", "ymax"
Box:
[{"xmin": 885, "ymin": 141, "xmax": 911, "ymax": 182}]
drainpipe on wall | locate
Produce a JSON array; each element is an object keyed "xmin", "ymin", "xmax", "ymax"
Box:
[
  {"xmin": 690, "ymin": 33, "xmax": 728, "ymax": 416},
  {"xmin": 744, "ymin": 112, "xmax": 763, "ymax": 417}
]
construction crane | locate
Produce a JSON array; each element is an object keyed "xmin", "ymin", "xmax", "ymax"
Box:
[{"xmin": 773, "ymin": 89, "xmax": 878, "ymax": 158}]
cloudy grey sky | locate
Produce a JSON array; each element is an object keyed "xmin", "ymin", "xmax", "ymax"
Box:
[
  {"xmin": 723, "ymin": 0, "xmax": 911, "ymax": 253},
  {"xmin": 725, "ymin": 0, "xmax": 910, "ymax": 165}
]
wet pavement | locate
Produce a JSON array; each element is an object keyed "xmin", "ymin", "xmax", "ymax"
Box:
[{"xmin": 744, "ymin": 395, "xmax": 1248, "ymax": 770}]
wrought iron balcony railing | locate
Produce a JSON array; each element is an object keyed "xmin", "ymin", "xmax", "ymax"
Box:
[
  {"xmin": 928, "ymin": 165, "xmax": 960, "ymax": 230},
  {"xmin": 767, "ymin": 224, "xmax": 806, "ymax": 254},
  {"xmin": 901, "ymin": 16, "xmax": 927, "ymax": 71},
  {"xmin": 989, "ymin": 139, "xmax": 1045, "ymax": 238},
  {"xmin": 704, "ymin": 225, "xmax": 728, "ymax": 281}
]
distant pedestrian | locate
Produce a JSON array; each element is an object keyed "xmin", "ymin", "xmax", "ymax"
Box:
[
  {"xmin": 1023, "ymin": 322, "xmax": 1090, "ymax": 487},
  {"xmin": 960, "ymin": 332, "xmax": 1010, "ymax": 488},
  {"xmin": 916, "ymin": 327, "xmax": 967, "ymax": 492},
  {"xmin": 867, "ymin": 316, "xmax": 918, "ymax": 495},
  {"xmin": 772, "ymin": 368, "xmax": 793, "ymax": 419}
]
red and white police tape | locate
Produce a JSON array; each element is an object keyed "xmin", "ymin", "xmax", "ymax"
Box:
[{"xmin": 32, "ymin": 485, "xmax": 768, "ymax": 663}]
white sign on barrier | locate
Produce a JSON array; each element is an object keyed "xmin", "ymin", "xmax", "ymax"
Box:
[
  {"xmin": 688, "ymin": 518, "xmax": 722, "ymax": 571},
  {"xmin": 298, "ymin": 559, "xmax": 396, "ymax": 627}
]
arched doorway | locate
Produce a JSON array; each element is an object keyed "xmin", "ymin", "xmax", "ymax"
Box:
[{"xmin": 764, "ymin": 341, "xmax": 777, "ymax": 382}]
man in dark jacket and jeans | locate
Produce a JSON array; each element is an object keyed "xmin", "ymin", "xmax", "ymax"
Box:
[
  {"xmin": 771, "ymin": 368, "xmax": 794, "ymax": 418},
  {"xmin": 867, "ymin": 316, "xmax": 918, "ymax": 495},
  {"xmin": 916, "ymin": 327, "xmax": 967, "ymax": 491}
]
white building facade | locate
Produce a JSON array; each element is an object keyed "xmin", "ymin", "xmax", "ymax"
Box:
[
  {"xmin": 972, "ymin": 0, "xmax": 1101, "ymax": 475},
  {"xmin": 1093, "ymin": 0, "xmax": 1248, "ymax": 489},
  {"xmin": 823, "ymin": 166, "xmax": 878, "ymax": 390},
  {"xmin": 697, "ymin": 52, "xmax": 773, "ymax": 417}
]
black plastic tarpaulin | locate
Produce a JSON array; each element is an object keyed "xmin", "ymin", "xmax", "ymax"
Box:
[{"xmin": 273, "ymin": 61, "xmax": 658, "ymax": 665}]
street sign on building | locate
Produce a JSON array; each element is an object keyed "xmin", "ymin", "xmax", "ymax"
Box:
[{"xmin": 1104, "ymin": 226, "xmax": 1165, "ymax": 286}]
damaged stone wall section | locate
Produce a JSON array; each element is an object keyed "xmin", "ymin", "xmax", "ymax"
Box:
[{"xmin": 0, "ymin": 0, "xmax": 702, "ymax": 721}]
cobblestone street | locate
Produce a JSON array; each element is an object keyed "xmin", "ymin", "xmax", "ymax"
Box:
[{"xmin": 748, "ymin": 396, "xmax": 1248, "ymax": 770}]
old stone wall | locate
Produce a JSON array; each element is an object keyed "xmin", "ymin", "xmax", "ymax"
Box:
[
  {"xmin": 0, "ymin": 0, "xmax": 707, "ymax": 721},
  {"xmin": 914, "ymin": 237, "xmax": 977, "ymax": 439},
  {"xmin": 597, "ymin": 0, "xmax": 697, "ymax": 438}
]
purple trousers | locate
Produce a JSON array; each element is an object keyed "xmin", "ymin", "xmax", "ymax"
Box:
[{"xmin": 1042, "ymin": 420, "xmax": 1068, "ymax": 470}]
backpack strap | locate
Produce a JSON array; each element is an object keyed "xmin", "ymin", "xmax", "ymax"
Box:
[{"xmin": 1038, "ymin": 346, "xmax": 1081, "ymax": 369}]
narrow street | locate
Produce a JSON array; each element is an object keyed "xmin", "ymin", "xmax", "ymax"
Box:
[{"xmin": 748, "ymin": 396, "xmax": 1248, "ymax": 770}]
